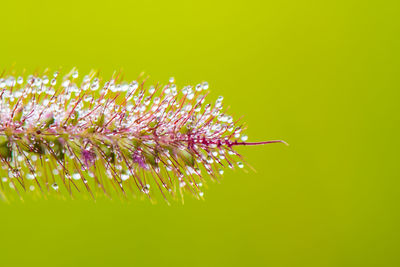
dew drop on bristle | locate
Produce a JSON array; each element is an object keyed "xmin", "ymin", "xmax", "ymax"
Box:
[
  {"xmin": 52, "ymin": 183, "xmax": 59, "ymax": 190},
  {"xmin": 148, "ymin": 86, "xmax": 155, "ymax": 94},
  {"xmin": 17, "ymin": 76, "xmax": 23, "ymax": 84},
  {"xmin": 43, "ymin": 76, "xmax": 49, "ymax": 85},
  {"xmin": 121, "ymin": 173, "xmax": 130, "ymax": 181},
  {"xmin": 142, "ymin": 184, "xmax": 150, "ymax": 194}
]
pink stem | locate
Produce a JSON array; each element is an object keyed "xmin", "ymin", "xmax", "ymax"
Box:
[{"xmin": 232, "ymin": 140, "xmax": 288, "ymax": 146}]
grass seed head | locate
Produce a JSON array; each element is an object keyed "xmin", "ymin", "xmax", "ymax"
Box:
[{"xmin": 0, "ymin": 69, "xmax": 286, "ymax": 202}]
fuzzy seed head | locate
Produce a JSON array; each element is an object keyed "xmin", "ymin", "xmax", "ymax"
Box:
[{"xmin": 0, "ymin": 69, "xmax": 285, "ymax": 202}]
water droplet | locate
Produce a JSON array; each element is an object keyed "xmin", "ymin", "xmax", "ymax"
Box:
[
  {"xmin": 121, "ymin": 173, "xmax": 130, "ymax": 181},
  {"xmin": 7, "ymin": 77, "xmax": 16, "ymax": 87},
  {"xmin": 148, "ymin": 86, "xmax": 155, "ymax": 94},
  {"xmin": 72, "ymin": 71, "xmax": 79, "ymax": 79},
  {"xmin": 237, "ymin": 162, "xmax": 244, "ymax": 168},
  {"xmin": 219, "ymin": 169, "xmax": 224, "ymax": 175},
  {"xmin": 144, "ymin": 96, "xmax": 151, "ymax": 106},
  {"xmin": 84, "ymin": 95, "xmax": 93, "ymax": 102},
  {"xmin": 129, "ymin": 81, "xmax": 138, "ymax": 93},
  {"xmin": 241, "ymin": 135, "xmax": 248, "ymax": 141},
  {"xmin": 202, "ymin": 81, "xmax": 209, "ymax": 90},
  {"xmin": 82, "ymin": 83, "xmax": 90, "ymax": 91},
  {"xmin": 91, "ymin": 81, "xmax": 99, "ymax": 91},
  {"xmin": 187, "ymin": 92, "xmax": 194, "ymax": 100},
  {"xmin": 142, "ymin": 184, "xmax": 150, "ymax": 194},
  {"xmin": 42, "ymin": 76, "xmax": 49, "ymax": 85},
  {"xmin": 72, "ymin": 173, "xmax": 81, "ymax": 180},
  {"xmin": 51, "ymin": 183, "xmax": 59, "ymax": 190},
  {"xmin": 26, "ymin": 173, "xmax": 36, "ymax": 180},
  {"xmin": 62, "ymin": 80, "xmax": 70, "ymax": 87}
]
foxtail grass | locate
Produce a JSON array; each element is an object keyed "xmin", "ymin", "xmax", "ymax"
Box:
[{"xmin": 0, "ymin": 69, "xmax": 286, "ymax": 202}]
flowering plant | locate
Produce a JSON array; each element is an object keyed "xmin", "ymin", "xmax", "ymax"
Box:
[{"xmin": 0, "ymin": 69, "xmax": 286, "ymax": 202}]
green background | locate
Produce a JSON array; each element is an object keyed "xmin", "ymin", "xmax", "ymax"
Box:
[{"xmin": 1, "ymin": 0, "xmax": 399, "ymax": 266}]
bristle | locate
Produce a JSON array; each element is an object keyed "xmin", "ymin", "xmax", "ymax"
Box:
[{"xmin": 0, "ymin": 69, "xmax": 285, "ymax": 202}]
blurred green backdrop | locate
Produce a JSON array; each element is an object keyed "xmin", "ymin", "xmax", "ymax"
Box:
[{"xmin": 1, "ymin": 0, "xmax": 399, "ymax": 266}]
